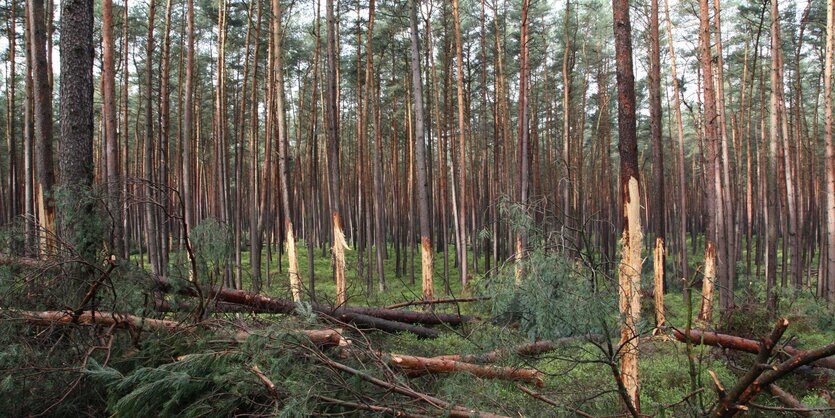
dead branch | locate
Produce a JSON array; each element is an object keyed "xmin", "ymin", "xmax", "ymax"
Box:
[
  {"xmin": 712, "ymin": 318, "xmax": 789, "ymax": 416},
  {"xmin": 712, "ymin": 321, "xmax": 835, "ymax": 417},
  {"xmin": 766, "ymin": 384, "xmax": 819, "ymax": 416}
]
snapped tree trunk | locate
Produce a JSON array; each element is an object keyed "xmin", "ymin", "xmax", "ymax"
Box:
[{"xmin": 613, "ymin": 0, "xmax": 642, "ymax": 410}]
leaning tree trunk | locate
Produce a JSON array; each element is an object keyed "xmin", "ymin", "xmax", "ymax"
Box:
[{"xmin": 613, "ymin": 0, "xmax": 642, "ymax": 412}]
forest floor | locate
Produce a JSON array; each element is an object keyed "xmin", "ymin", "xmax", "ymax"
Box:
[{"xmin": 125, "ymin": 241, "xmax": 835, "ymax": 417}]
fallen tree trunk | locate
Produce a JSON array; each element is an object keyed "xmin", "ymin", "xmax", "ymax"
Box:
[
  {"xmin": 153, "ymin": 278, "xmax": 466, "ymax": 336},
  {"xmin": 154, "ymin": 277, "xmax": 472, "ymax": 325},
  {"xmin": 387, "ymin": 353, "xmax": 544, "ymax": 387},
  {"xmin": 673, "ymin": 328, "xmax": 835, "ymax": 370},
  {"xmin": 9, "ymin": 309, "xmax": 349, "ymax": 347},
  {"xmin": 1, "ymin": 255, "xmax": 472, "ymax": 329},
  {"xmin": 434, "ymin": 336, "xmax": 600, "ymax": 364},
  {"xmin": 9, "ymin": 309, "xmax": 185, "ymax": 332},
  {"xmin": 384, "ymin": 297, "xmax": 490, "ymax": 310}
]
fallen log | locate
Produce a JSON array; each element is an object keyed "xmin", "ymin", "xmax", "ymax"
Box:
[
  {"xmin": 384, "ymin": 297, "xmax": 490, "ymax": 310},
  {"xmin": 153, "ymin": 278, "xmax": 466, "ymax": 337},
  {"xmin": 387, "ymin": 353, "xmax": 544, "ymax": 387},
  {"xmin": 9, "ymin": 309, "xmax": 349, "ymax": 348},
  {"xmin": 434, "ymin": 335, "xmax": 600, "ymax": 364},
  {"xmin": 673, "ymin": 328, "xmax": 835, "ymax": 371},
  {"xmin": 1, "ymin": 255, "xmax": 473, "ymax": 329},
  {"xmin": 9, "ymin": 310, "xmax": 184, "ymax": 332}
]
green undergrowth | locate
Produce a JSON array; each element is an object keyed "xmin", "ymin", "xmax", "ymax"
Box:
[{"xmin": 4, "ymin": 227, "xmax": 834, "ymax": 417}]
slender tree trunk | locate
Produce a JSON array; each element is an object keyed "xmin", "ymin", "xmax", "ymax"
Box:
[
  {"xmin": 407, "ymin": 0, "xmax": 434, "ymax": 300},
  {"xmin": 183, "ymin": 0, "xmax": 195, "ymax": 236},
  {"xmin": 6, "ymin": 0, "xmax": 18, "ymax": 243},
  {"xmin": 102, "ymin": 0, "xmax": 123, "ymax": 259},
  {"xmin": 613, "ymin": 0, "xmax": 642, "ymax": 411},
  {"xmin": 825, "ymin": 0, "xmax": 835, "ymax": 301},
  {"xmin": 59, "ymin": 0, "xmax": 95, "ymax": 261},
  {"xmin": 272, "ymin": 0, "xmax": 302, "ymax": 301},
  {"xmin": 663, "ymin": 0, "xmax": 687, "ymax": 290},
  {"xmin": 249, "ymin": 0, "xmax": 263, "ymax": 292},
  {"xmin": 515, "ymin": 0, "xmax": 530, "ymax": 285},
  {"xmin": 698, "ymin": 0, "xmax": 719, "ymax": 324},
  {"xmin": 23, "ymin": 0, "xmax": 35, "ymax": 255},
  {"xmin": 649, "ymin": 0, "xmax": 665, "ymax": 327},
  {"xmin": 766, "ymin": 0, "xmax": 781, "ymax": 311},
  {"xmin": 144, "ymin": 0, "xmax": 159, "ymax": 275},
  {"xmin": 326, "ymin": 0, "xmax": 347, "ymax": 305},
  {"xmin": 451, "ymin": 0, "xmax": 468, "ymax": 288},
  {"xmin": 29, "ymin": 0, "xmax": 56, "ymax": 254}
]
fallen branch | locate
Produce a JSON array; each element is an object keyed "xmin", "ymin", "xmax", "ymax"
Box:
[
  {"xmin": 387, "ymin": 353, "xmax": 544, "ymax": 386},
  {"xmin": 312, "ymin": 394, "xmax": 429, "ymax": 418},
  {"xmin": 672, "ymin": 328, "xmax": 835, "ymax": 371},
  {"xmin": 384, "ymin": 297, "xmax": 490, "ymax": 310},
  {"xmin": 713, "ymin": 318, "xmax": 789, "ymax": 417},
  {"xmin": 766, "ymin": 384, "xmax": 819, "ymax": 417}
]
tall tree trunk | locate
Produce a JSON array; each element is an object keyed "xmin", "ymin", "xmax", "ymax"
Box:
[
  {"xmin": 159, "ymin": 0, "xmax": 173, "ymax": 274},
  {"xmin": 408, "ymin": 0, "xmax": 434, "ymax": 300},
  {"xmin": 712, "ymin": 0, "xmax": 735, "ymax": 311},
  {"xmin": 825, "ymin": 0, "xmax": 835, "ymax": 301},
  {"xmin": 649, "ymin": 0, "xmax": 665, "ymax": 328},
  {"xmin": 613, "ymin": 0, "xmax": 642, "ymax": 411},
  {"xmin": 144, "ymin": 0, "xmax": 159, "ymax": 275},
  {"xmin": 663, "ymin": 0, "xmax": 687, "ymax": 292},
  {"xmin": 29, "ymin": 0, "xmax": 56, "ymax": 254},
  {"xmin": 326, "ymin": 0, "xmax": 347, "ymax": 305},
  {"xmin": 451, "ymin": 0, "xmax": 468, "ymax": 288},
  {"xmin": 515, "ymin": 0, "xmax": 530, "ymax": 285},
  {"xmin": 272, "ymin": 0, "xmax": 302, "ymax": 301},
  {"xmin": 766, "ymin": 0, "xmax": 781, "ymax": 310},
  {"xmin": 697, "ymin": 0, "xmax": 719, "ymax": 324},
  {"xmin": 183, "ymin": 0, "xmax": 195, "ymax": 237},
  {"xmin": 249, "ymin": 0, "xmax": 263, "ymax": 292},
  {"xmin": 6, "ymin": 0, "xmax": 18, "ymax": 242},
  {"xmin": 102, "ymin": 0, "xmax": 123, "ymax": 259},
  {"xmin": 59, "ymin": 0, "xmax": 95, "ymax": 261},
  {"xmin": 23, "ymin": 0, "xmax": 35, "ymax": 255}
]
